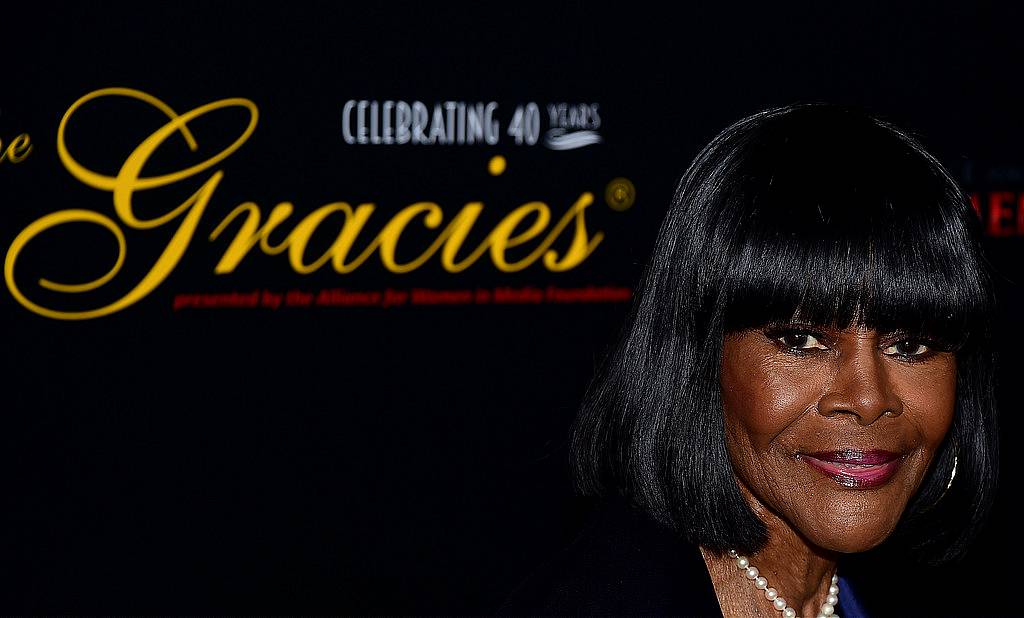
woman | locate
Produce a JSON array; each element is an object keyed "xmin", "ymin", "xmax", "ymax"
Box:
[{"xmin": 498, "ymin": 103, "xmax": 999, "ymax": 617}]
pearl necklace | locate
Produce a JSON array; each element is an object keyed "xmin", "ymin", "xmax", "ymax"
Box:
[{"xmin": 727, "ymin": 549, "xmax": 840, "ymax": 618}]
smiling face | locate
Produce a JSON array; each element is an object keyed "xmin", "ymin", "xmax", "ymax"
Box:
[{"xmin": 719, "ymin": 322, "xmax": 957, "ymax": 553}]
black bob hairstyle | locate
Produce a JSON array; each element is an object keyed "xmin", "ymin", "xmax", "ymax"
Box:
[{"xmin": 569, "ymin": 102, "xmax": 999, "ymax": 566}]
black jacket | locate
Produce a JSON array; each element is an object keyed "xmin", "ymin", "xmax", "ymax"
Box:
[{"xmin": 496, "ymin": 497, "xmax": 869, "ymax": 617}]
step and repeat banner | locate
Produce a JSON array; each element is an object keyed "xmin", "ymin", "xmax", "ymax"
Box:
[{"xmin": 3, "ymin": 4, "xmax": 1022, "ymax": 614}]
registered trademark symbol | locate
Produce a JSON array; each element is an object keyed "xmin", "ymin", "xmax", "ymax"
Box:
[{"xmin": 604, "ymin": 177, "xmax": 635, "ymax": 211}]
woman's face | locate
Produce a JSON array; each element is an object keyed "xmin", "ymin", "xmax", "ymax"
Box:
[{"xmin": 719, "ymin": 322, "xmax": 956, "ymax": 553}]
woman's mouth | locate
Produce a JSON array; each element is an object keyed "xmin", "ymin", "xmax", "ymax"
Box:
[{"xmin": 798, "ymin": 449, "xmax": 904, "ymax": 489}]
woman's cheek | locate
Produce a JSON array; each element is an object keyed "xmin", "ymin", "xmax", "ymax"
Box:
[
  {"xmin": 733, "ymin": 359, "xmax": 827, "ymax": 444},
  {"xmin": 893, "ymin": 357, "xmax": 957, "ymax": 446}
]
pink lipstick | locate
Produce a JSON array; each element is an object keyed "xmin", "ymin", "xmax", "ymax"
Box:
[{"xmin": 799, "ymin": 449, "xmax": 904, "ymax": 489}]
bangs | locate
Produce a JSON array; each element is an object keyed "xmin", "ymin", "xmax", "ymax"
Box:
[{"xmin": 715, "ymin": 109, "xmax": 991, "ymax": 351}]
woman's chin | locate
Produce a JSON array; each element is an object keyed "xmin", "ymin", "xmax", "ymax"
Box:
[
  {"xmin": 812, "ymin": 530, "xmax": 892, "ymax": 554},
  {"xmin": 797, "ymin": 504, "xmax": 903, "ymax": 554}
]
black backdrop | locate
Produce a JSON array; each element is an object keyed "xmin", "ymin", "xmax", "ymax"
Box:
[{"xmin": 3, "ymin": 3, "xmax": 1023, "ymax": 614}]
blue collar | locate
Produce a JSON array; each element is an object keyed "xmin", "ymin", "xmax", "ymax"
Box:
[{"xmin": 837, "ymin": 573, "xmax": 870, "ymax": 618}]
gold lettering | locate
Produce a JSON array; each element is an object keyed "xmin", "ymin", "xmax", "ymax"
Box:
[
  {"xmin": 4, "ymin": 88, "xmax": 257, "ymax": 319},
  {"xmin": 438, "ymin": 202, "xmax": 488, "ymax": 272},
  {"xmin": 541, "ymin": 192, "xmax": 604, "ymax": 271},
  {"xmin": 5, "ymin": 87, "xmax": 613, "ymax": 321},
  {"xmin": 5, "ymin": 175, "xmax": 220, "ymax": 319},
  {"xmin": 328, "ymin": 203, "xmax": 378, "ymax": 273},
  {"xmin": 376, "ymin": 201, "xmax": 443, "ymax": 273},
  {"xmin": 210, "ymin": 201, "xmax": 293, "ymax": 273},
  {"xmin": 487, "ymin": 201, "xmax": 551, "ymax": 270},
  {"xmin": 287, "ymin": 202, "xmax": 373, "ymax": 274},
  {"xmin": 205, "ymin": 194, "xmax": 603, "ymax": 276},
  {"xmin": 0, "ymin": 133, "xmax": 33, "ymax": 163}
]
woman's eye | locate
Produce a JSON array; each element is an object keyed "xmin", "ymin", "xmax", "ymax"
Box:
[
  {"xmin": 883, "ymin": 340, "xmax": 930, "ymax": 358},
  {"xmin": 775, "ymin": 331, "xmax": 828, "ymax": 351}
]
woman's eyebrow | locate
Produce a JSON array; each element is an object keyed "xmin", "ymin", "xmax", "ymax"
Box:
[{"xmin": 766, "ymin": 319, "xmax": 831, "ymax": 331}]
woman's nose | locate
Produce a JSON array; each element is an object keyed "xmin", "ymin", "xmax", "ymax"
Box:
[{"xmin": 817, "ymin": 342, "xmax": 903, "ymax": 425}]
